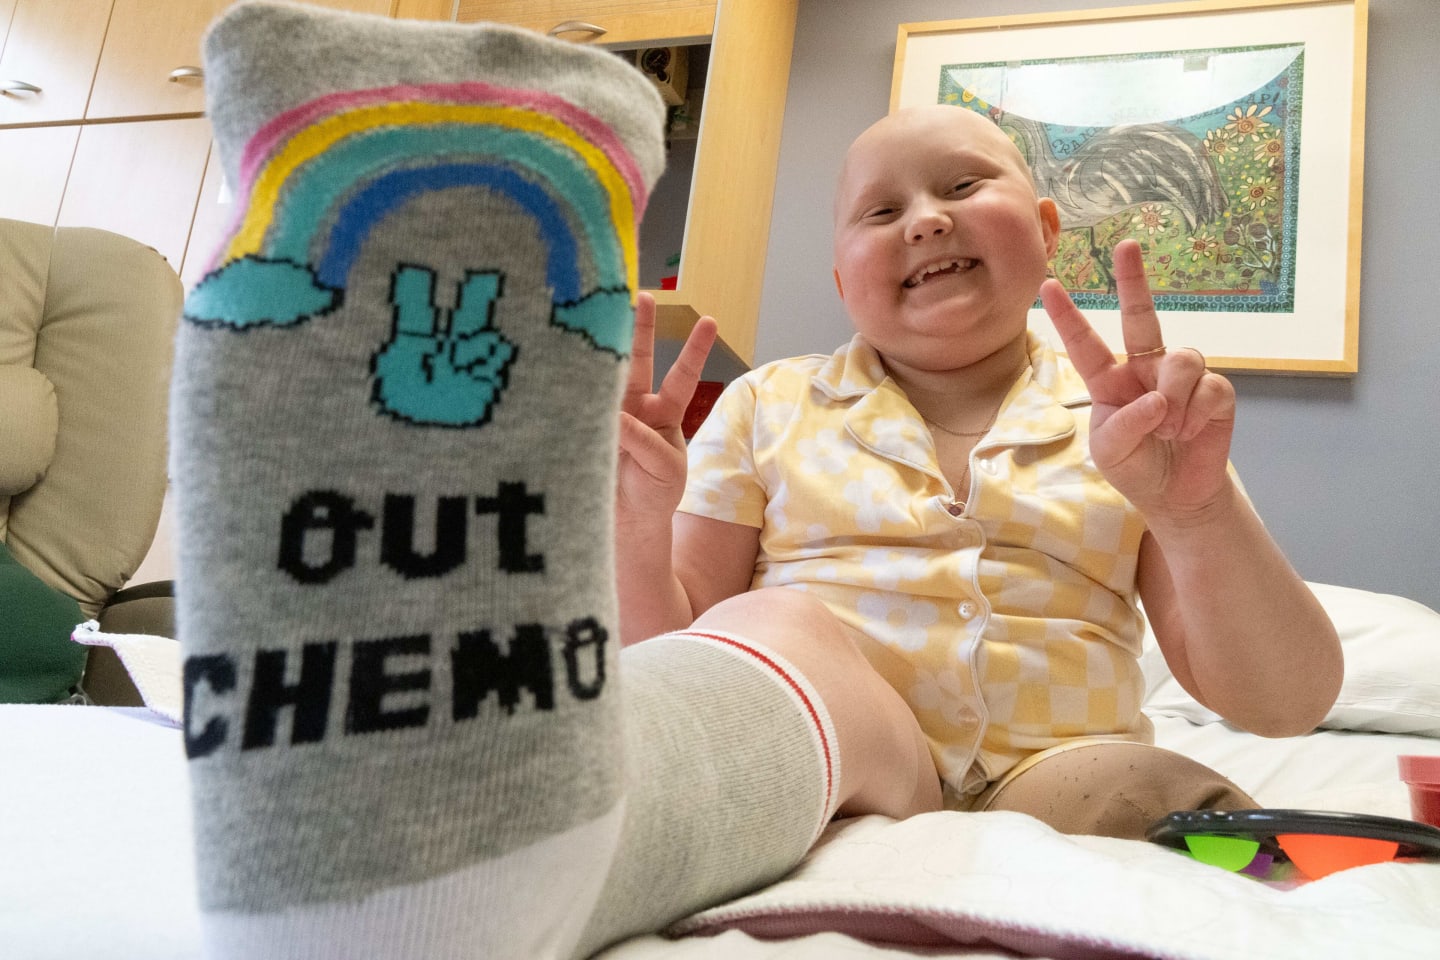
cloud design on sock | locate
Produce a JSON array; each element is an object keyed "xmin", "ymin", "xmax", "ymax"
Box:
[{"xmin": 184, "ymin": 256, "xmax": 340, "ymax": 328}]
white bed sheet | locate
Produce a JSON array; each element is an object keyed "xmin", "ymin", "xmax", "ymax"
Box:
[
  {"xmin": 1149, "ymin": 714, "xmax": 1431, "ymax": 817},
  {"xmin": 2, "ymin": 705, "xmax": 1437, "ymax": 960},
  {"xmin": 598, "ymin": 718, "xmax": 1440, "ymax": 960},
  {"xmin": 0, "ymin": 706, "xmax": 200, "ymax": 960}
]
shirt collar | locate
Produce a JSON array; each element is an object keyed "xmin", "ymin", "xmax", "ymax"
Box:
[
  {"xmin": 811, "ymin": 334, "xmax": 888, "ymax": 401},
  {"xmin": 812, "ymin": 331, "xmax": 1091, "ymax": 410},
  {"xmin": 805, "ymin": 331, "xmax": 1090, "ymax": 475}
]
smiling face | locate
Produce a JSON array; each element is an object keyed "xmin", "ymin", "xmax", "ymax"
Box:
[{"xmin": 832, "ymin": 105, "xmax": 1060, "ymax": 372}]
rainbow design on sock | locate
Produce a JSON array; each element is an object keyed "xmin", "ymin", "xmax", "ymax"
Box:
[{"xmin": 184, "ymin": 82, "xmax": 649, "ymax": 357}]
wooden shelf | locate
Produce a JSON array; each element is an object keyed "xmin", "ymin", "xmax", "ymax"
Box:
[{"xmin": 408, "ymin": 0, "xmax": 798, "ymax": 374}]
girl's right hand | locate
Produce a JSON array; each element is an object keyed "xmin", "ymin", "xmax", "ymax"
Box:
[{"xmin": 617, "ymin": 292, "xmax": 717, "ymax": 523}]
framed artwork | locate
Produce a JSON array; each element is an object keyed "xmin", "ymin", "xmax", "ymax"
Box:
[{"xmin": 892, "ymin": 0, "xmax": 1368, "ymax": 375}]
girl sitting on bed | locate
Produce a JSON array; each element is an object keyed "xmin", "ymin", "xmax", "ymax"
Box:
[{"xmin": 171, "ymin": 5, "xmax": 1342, "ymax": 958}]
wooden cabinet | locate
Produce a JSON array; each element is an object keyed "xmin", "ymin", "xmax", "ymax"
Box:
[
  {"xmin": 0, "ymin": 0, "xmax": 18, "ymax": 50},
  {"xmin": 4, "ymin": 0, "xmax": 794, "ymax": 368},
  {"xmin": 651, "ymin": 0, "xmax": 796, "ymax": 368},
  {"xmin": 84, "ymin": 0, "xmax": 228, "ymax": 120},
  {"xmin": 0, "ymin": 0, "xmax": 111, "ymax": 125},
  {"xmin": 0, "ymin": 0, "xmax": 397, "ymax": 271},
  {"xmin": 182, "ymin": 147, "xmax": 231, "ymax": 289},
  {"xmin": 453, "ymin": 1, "xmax": 717, "ymax": 47},
  {"xmin": 87, "ymin": 0, "xmax": 394, "ymax": 120},
  {"xmin": 398, "ymin": 0, "xmax": 799, "ymax": 369},
  {"xmin": 58, "ymin": 117, "xmax": 213, "ymax": 269},
  {"xmin": 0, "ymin": 125, "xmax": 79, "ymax": 224}
]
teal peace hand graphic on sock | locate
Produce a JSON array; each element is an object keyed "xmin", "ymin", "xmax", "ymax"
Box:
[{"xmin": 372, "ymin": 265, "xmax": 517, "ymax": 427}]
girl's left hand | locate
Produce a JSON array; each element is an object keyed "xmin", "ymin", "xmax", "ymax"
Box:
[{"xmin": 1040, "ymin": 239, "xmax": 1236, "ymax": 522}]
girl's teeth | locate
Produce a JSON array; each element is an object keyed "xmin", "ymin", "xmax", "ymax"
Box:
[{"xmin": 905, "ymin": 259, "xmax": 973, "ymax": 288}]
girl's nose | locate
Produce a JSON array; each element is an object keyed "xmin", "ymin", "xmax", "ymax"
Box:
[{"xmin": 906, "ymin": 203, "xmax": 952, "ymax": 243}]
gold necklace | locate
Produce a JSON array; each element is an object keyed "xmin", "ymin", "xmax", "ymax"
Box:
[
  {"xmin": 923, "ymin": 406, "xmax": 1001, "ymax": 514},
  {"xmin": 922, "ymin": 407, "xmax": 999, "ymax": 440}
]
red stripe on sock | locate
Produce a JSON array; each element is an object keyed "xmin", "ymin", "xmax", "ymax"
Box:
[{"xmin": 682, "ymin": 631, "xmax": 836, "ymax": 821}]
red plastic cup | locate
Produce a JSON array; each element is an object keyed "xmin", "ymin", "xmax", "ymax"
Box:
[{"xmin": 1398, "ymin": 755, "xmax": 1440, "ymax": 827}]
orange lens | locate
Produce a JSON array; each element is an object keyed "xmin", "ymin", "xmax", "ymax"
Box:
[{"xmin": 1275, "ymin": 834, "xmax": 1400, "ymax": 879}]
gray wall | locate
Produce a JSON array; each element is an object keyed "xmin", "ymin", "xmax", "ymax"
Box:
[{"xmin": 755, "ymin": 0, "xmax": 1440, "ymax": 609}]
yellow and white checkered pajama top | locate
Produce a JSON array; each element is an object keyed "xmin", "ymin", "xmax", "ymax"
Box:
[{"xmin": 679, "ymin": 332, "xmax": 1154, "ymax": 798}]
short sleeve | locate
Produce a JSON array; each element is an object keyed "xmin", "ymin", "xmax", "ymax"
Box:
[{"xmin": 678, "ymin": 374, "xmax": 769, "ymax": 528}]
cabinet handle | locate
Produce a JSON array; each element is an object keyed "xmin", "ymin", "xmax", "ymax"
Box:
[
  {"xmin": 169, "ymin": 66, "xmax": 204, "ymax": 82},
  {"xmin": 0, "ymin": 79, "xmax": 41, "ymax": 95},
  {"xmin": 547, "ymin": 20, "xmax": 607, "ymax": 40}
]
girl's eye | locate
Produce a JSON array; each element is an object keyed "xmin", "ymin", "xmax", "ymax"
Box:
[{"xmin": 951, "ymin": 179, "xmax": 978, "ymax": 193}]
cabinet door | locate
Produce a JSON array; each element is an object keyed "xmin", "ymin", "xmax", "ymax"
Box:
[
  {"xmin": 86, "ymin": 0, "xmax": 396, "ymax": 121},
  {"xmin": 0, "ymin": 124, "xmax": 79, "ymax": 225},
  {"xmin": 0, "ymin": 0, "xmax": 20, "ymax": 53},
  {"xmin": 307, "ymin": 0, "xmax": 395, "ymax": 14},
  {"xmin": 455, "ymin": 1, "xmax": 716, "ymax": 48},
  {"xmin": 0, "ymin": 0, "xmax": 112, "ymax": 125},
  {"xmin": 85, "ymin": 0, "xmax": 228, "ymax": 120},
  {"xmin": 180, "ymin": 144, "xmax": 232, "ymax": 290},
  {"xmin": 57, "ymin": 117, "xmax": 211, "ymax": 269}
]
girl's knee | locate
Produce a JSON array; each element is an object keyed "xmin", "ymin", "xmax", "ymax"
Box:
[{"xmin": 692, "ymin": 588, "xmax": 940, "ymax": 819}]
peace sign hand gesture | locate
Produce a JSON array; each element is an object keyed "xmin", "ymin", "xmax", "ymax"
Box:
[
  {"xmin": 617, "ymin": 292, "xmax": 717, "ymax": 524},
  {"xmin": 1041, "ymin": 239, "xmax": 1236, "ymax": 522}
]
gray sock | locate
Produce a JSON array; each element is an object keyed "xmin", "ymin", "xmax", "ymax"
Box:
[
  {"xmin": 170, "ymin": 3, "xmax": 663, "ymax": 957},
  {"xmin": 575, "ymin": 630, "xmax": 842, "ymax": 957}
]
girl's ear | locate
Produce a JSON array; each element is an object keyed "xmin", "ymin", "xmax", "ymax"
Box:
[
  {"xmin": 1039, "ymin": 198, "xmax": 1061, "ymax": 258},
  {"xmin": 833, "ymin": 267, "xmax": 845, "ymax": 300}
]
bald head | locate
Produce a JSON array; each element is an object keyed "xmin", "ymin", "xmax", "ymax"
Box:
[{"xmin": 834, "ymin": 105, "xmax": 1036, "ymax": 226}]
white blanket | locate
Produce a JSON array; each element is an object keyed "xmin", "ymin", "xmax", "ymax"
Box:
[
  {"xmin": 618, "ymin": 811, "xmax": 1439, "ymax": 960},
  {"xmin": 599, "ymin": 717, "xmax": 1440, "ymax": 959}
]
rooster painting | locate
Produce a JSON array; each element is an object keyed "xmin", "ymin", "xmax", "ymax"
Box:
[
  {"xmin": 933, "ymin": 41, "xmax": 1307, "ymax": 311},
  {"xmin": 992, "ymin": 107, "xmax": 1227, "ymax": 293}
]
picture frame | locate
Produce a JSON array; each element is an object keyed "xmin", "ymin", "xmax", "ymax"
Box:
[{"xmin": 892, "ymin": 0, "xmax": 1368, "ymax": 375}]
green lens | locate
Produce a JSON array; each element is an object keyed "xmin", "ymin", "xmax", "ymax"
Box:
[{"xmin": 1183, "ymin": 834, "xmax": 1261, "ymax": 871}]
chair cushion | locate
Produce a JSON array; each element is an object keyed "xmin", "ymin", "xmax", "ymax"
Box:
[
  {"xmin": 0, "ymin": 220, "xmax": 182, "ymax": 617},
  {"xmin": 0, "ymin": 541, "xmax": 85, "ymax": 703},
  {"xmin": 0, "ymin": 219, "xmax": 58, "ymax": 507},
  {"xmin": 0, "ymin": 366, "xmax": 57, "ymax": 496}
]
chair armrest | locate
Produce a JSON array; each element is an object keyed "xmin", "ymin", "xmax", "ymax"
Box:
[{"xmin": 85, "ymin": 581, "xmax": 175, "ymax": 707}]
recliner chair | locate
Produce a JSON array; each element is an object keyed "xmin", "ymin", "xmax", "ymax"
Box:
[{"xmin": 0, "ymin": 218, "xmax": 182, "ymax": 703}]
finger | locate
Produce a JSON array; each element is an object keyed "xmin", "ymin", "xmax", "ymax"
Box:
[
  {"xmin": 618, "ymin": 410, "xmax": 682, "ymax": 480},
  {"xmin": 1111, "ymin": 240, "xmax": 1164, "ymax": 357},
  {"xmin": 656, "ymin": 316, "xmax": 718, "ymax": 417},
  {"xmin": 450, "ymin": 272, "xmax": 502, "ymax": 336},
  {"xmin": 625, "ymin": 292, "xmax": 659, "ymax": 405},
  {"xmin": 392, "ymin": 266, "xmax": 440, "ymax": 336},
  {"xmin": 1177, "ymin": 371, "xmax": 1235, "ymax": 443},
  {"xmin": 1152, "ymin": 347, "xmax": 1208, "ymax": 440},
  {"xmin": 1041, "ymin": 278, "xmax": 1117, "ymax": 382},
  {"xmin": 1094, "ymin": 391, "xmax": 1167, "ymax": 466}
]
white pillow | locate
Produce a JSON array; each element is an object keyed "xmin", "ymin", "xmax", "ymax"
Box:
[{"xmin": 1141, "ymin": 581, "xmax": 1440, "ymax": 737}]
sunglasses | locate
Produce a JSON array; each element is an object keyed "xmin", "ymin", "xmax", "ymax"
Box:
[{"xmin": 1146, "ymin": 809, "xmax": 1440, "ymax": 880}]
